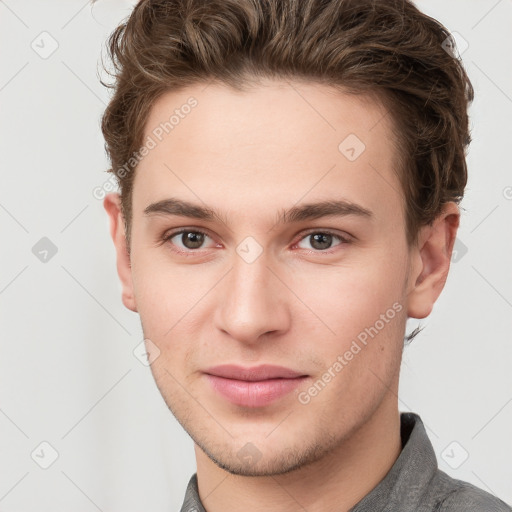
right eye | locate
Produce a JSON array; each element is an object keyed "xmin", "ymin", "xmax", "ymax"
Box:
[{"xmin": 163, "ymin": 229, "xmax": 218, "ymax": 254}]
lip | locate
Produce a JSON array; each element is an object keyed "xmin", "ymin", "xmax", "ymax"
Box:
[
  {"xmin": 204, "ymin": 364, "xmax": 307, "ymax": 381},
  {"xmin": 203, "ymin": 364, "xmax": 309, "ymax": 408}
]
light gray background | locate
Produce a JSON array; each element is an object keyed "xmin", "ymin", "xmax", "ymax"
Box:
[{"xmin": 1, "ymin": 1, "xmax": 511, "ymax": 510}]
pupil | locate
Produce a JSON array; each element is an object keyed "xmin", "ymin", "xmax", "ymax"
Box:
[
  {"xmin": 311, "ymin": 233, "xmax": 332, "ymax": 250},
  {"xmin": 183, "ymin": 231, "xmax": 204, "ymax": 249}
]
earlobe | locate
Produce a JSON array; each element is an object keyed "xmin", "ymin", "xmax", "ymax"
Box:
[
  {"xmin": 406, "ymin": 202, "xmax": 460, "ymax": 319},
  {"xmin": 103, "ymin": 192, "xmax": 138, "ymax": 313}
]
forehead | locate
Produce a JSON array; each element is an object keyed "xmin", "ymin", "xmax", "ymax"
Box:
[{"xmin": 133, "ymin": 79, "xmax": 404, "ymax": 229}]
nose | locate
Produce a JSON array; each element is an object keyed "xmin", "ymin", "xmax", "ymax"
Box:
[{"xmin": 213, "ymin": 254, "xmax": 291, "ymax": 345}]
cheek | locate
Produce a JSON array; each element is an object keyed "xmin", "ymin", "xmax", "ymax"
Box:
[
  {"xmin": 130, "ymin": 249, "xmax": 223, "ymax": 375},
  {"xmin": 130, "ymin": 250, "xmax": 192, "ymax": 338},
  {"xmin": 294, "ymin": 255, "xmax": 407, "ymax": 394},
  {"xmin": 295, "ymin": 257, "xmax": 406, "ymax": 343},
  {"xmin": 295, "ymin": 262, "xmax": 406, "ymax": 412}
]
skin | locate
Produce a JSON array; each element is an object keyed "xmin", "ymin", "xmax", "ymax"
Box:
[{"xmin": 104, "ymin": 79, "xmax": 459, "ymax": 512}]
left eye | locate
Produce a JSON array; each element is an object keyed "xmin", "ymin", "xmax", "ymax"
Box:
[{"xmin": 295, "ymin": 232, "xmax": 348, "ymax": 251}]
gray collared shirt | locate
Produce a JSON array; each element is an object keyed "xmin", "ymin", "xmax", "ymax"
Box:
[{"xmin": 179, "ymin": 412, "xmax": 511, "ymax": 511}]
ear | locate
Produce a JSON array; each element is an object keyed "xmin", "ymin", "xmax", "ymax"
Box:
[
  {"xmin": 407, "ymin": 202, "xmax": 460, "ymax": 319},
  {"xmin": 103, "ymin": 192, "xmax": 137, "ymax": 312}
]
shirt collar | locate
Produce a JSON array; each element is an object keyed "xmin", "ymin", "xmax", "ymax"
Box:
[
  {"xmin": 349, "ymin": 411, "xmax": 438, "ymax": 511},
  {"xmin": 179, "ymin": 412, "xmax": 437, "ymax": 512}
]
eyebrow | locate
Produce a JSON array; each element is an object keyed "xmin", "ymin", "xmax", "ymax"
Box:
[{"xmin": 143, "ymin": 197, "xmax": 373, "ymax": 227}]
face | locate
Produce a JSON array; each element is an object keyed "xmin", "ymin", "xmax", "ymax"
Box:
[{"xmin": 105, "ymin": 79, "xmax": 455, "ymax": 477}]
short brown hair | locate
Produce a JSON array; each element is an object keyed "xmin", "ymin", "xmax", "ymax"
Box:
[{"xmin": 100, "ymin": 0, "xmax": 474, "ymax": 251}]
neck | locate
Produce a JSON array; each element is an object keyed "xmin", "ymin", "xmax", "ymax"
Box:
[{"xmin": 194, "ymin": 393, "xmax": 402, "ymax": 512}]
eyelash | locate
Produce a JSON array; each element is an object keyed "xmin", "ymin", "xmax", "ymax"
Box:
[{"xmin": 161, "ymin": 228, "xmax": 352, "ymax": 256}]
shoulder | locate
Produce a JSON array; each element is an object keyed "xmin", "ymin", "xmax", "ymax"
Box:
[{"xmin": 432, "ymin": 470, "xmax": 512, "ymax": 512}]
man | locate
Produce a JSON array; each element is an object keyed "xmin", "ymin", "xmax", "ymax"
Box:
[{"xmin": 100, "ymin": 0, "xmax": 511, "ymax": 510}]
